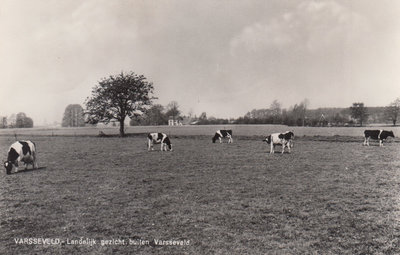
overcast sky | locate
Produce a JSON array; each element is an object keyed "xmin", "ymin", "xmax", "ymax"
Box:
[{"xmin": 1, "ymin": 0, "xmax": 399, "ymax": 124}]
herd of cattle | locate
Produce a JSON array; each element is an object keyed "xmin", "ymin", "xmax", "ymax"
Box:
[{"xmin": 2, "ymin": 129, "xmax": 396, "ymax": 175}]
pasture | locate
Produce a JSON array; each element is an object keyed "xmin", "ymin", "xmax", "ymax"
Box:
[{"xmin": 0, "ymin": 126, "xmax": 399, "ymax": 254}]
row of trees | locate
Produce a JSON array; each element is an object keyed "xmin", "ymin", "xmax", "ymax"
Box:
[
  {"xmin": 82, "ymin": 71, "xmax": 399, "ymax": 136},
  {"xmin": 2, "ymin": 69, "xmax": 398, "ymax": 136},
  {"xmin": 2, "ymin": 71, "xmax": 393, "ymax": 135},
  {"xmin": 129, "ymin": 101, "xmax": 182, "ymax": 126},
  {"xmin": 127, "ymin": 98, "xmax": 399, "ymax": 127},
  {"xmin": 237, "ymin": 99, "xmax": 316, "ymax": 126},
  {"xmin": 0, "ymin": 112, "xmax": 34, "ymax": 128},
  {"xmin": 236, "ymin": 99, "xmax": 400, "ymax": 127},
  {"xmin": 66, "ymin": 95, "xmax": 397, "ymax": 133},
  {"xmin": 349, "ymin": 100, "xmax": 400, "ymax": 126}
]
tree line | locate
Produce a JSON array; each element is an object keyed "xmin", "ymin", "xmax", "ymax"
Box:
[
  {"xmin": 236, "ymin": 100, "xmax": 400, "ymax": 127},
  {"xmin": 83, "ymin": 71, "xmax": 400, "ymax": 136},
  {"xmin": 129, "ymin": 101, "xmax": 184, "ymax": 126},
  {"xmin": 83, "ymin": 71, "xmax": 400, "ymax": 134},
  {"xmin": 2, "ymin": 71, "xmax": 398, "ymax": 135},
  {"xmin": 0, "ymin": 112, "xmax": 33, "ymax": 128}
]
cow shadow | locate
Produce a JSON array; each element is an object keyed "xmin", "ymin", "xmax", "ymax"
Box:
[
  {"xmin": 363, "ymin": 143, "xmax": 391, "ymax": 147},
  {"xmin": 10, "ymin": 166, "xmax": 47, "ymax": 175},
  {"xmin": 271, "ymin": 151, "xmax": 292, "ymax": 154}
]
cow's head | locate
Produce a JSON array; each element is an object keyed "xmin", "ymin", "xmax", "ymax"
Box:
[
  {"xmin": 264, "ymin": 135, "xmax": 272, "ymax": 144},
  {"xmin": 279, "ymin": 131, "xmax": 294, "ymax": 140},
  {"xmin": 286, "ymin": 131, "xmax": 294, "ymax": 140},
  {"xmin": 389, "ymin": 131, "xmax": 395, "ymax": 138},
  {"xmin": 3, "ymin": 161, "xmax": 13, "ymax": 174},
  {"xmin": 212, "ymin": 134, "xmax": 218, "ymax": 143},
  {"xmin": 164, "ymin": 137, "xmax": 173, "ymax": 151}
]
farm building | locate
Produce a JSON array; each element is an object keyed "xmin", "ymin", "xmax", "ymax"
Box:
[{"xmin": 168, "ymin": 116, "xmax": 184, "ymax": 126}]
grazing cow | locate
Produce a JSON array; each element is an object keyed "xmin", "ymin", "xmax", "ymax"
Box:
[
  {"xmin": 264, "ymin": 131, "xmax": 294, "ymax": 154},
  {"xmin": 363, "ymin": 130, "xmax": 395, "ymax": 147},
  {"xmin": 212, "ymin": 130, "xmax": 233, "ymax": 143},
  {"xmin": 4, "ymin": 140, "xmax": 38, "ymax": 174},
  {"xmin": 147, "ymin": 133, "xmax": 173, "ymax": 151}
]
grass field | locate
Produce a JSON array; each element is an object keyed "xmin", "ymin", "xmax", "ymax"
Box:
[{"xmin": 0, "ymin": 127, "xmax": 399, "ymax": 254}]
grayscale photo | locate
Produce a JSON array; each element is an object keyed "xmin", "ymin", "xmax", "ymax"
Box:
[{"xmin": 0, "ymin": 0, "xmax": 399, "ymax": 254}]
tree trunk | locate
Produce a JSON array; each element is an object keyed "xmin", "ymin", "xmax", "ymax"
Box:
[{"xmin": 119, "ymin": 119, "xmax": 125, "ymax": 137}]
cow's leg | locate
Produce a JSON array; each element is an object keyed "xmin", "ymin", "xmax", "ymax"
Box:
[
  {"xmin": 31, "ymin": 155, "xmax": 36, "ymax": 169},
  {"xmin": 161, "ymin": 138, "xmax": 166, "ymax": 151},
  {"xmin": 270, "ymin": 143, "xmax": 274, "ymax": 154},
  {"xmin": 281, "ymin": 144, "xmax": 285, "ymax": 154},
  {"xmin": 23, "ymin": 160, "xmax": 30, "ymax": 170},
  {"xmin": 363, "ymin": 137, "xmax": 367, "ymax": 146},
  {"xmin": 33, "ymin": 153, "xmax": 38, "ymax": 169},
  {"xmin": 380, "ymin": 140, "xmax": 383, "ymax": 147},
  {"xmin": 6, "ymin": 166, "xmax": 11, "ymax": 175},
  {"xmin": 13, "ymin": 161, "xmax": 19, "ymax": 173},
  {"xmin": 148, "ymin": 139, "xmax": 155, "ymax": 151},
  {"xmin": 219, "ymin": 137, "xmax": 222, "ymax": 144}
]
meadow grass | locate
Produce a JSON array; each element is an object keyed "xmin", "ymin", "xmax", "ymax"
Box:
[{"xmin": 0, "ymin": 131, "xmax": 399, "ymax": 254}]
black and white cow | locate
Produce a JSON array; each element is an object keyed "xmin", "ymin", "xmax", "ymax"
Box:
[
  {"xmin": 4, "ymin": 140, "xmax": 38, "ymax": 174},
  {"xmin": 264, "ymin": 131, "xmax": 294, "ymax": 154},
  {"xmin": 363, "ymin": 130, "xmax": 395, "ymax": 147},
  {"xmin": 212, "ymin": 130, "xmax": 233, "ymax": 143},
  {"xmin": 147, "ymin": 133, "xmax": 173, "ymax": 151}
]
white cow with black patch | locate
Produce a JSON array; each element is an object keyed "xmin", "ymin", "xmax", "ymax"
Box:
[
  {"xmin": 4, "ymin": 140, "xmax": 38, "ymax": 174},
  {"xmin": 264, "ymin": 131, "xmax": 294, "ymax": 154},
  {"xmin": 212, "ymin": 130, "xmax": 233, "ymax": 143},
  {"xmin": 147, "ymin": 133, "xmax": 173, "ymax": 151}
]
